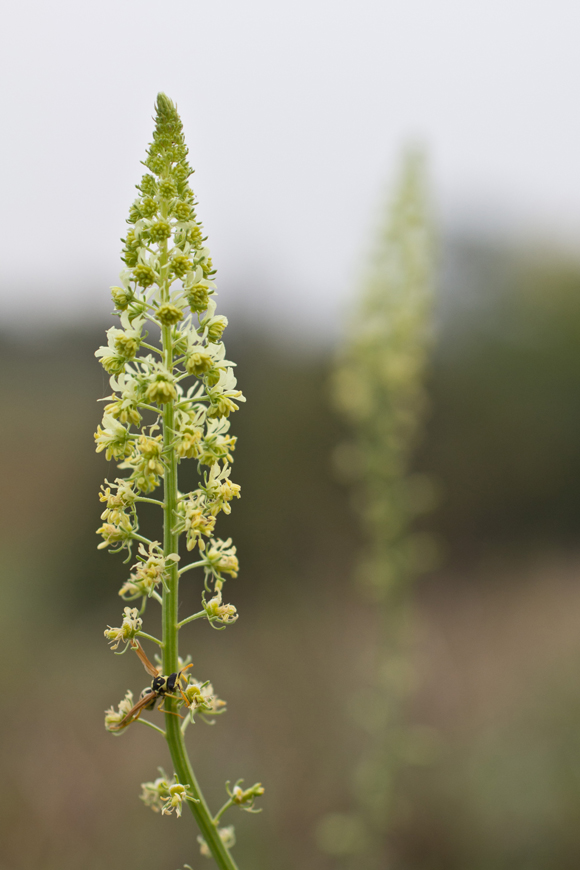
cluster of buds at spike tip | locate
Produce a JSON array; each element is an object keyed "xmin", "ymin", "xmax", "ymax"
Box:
[
  {"xmin": 95, "ymin": 93, "xmax": 244, "ymax": 582},
  {"xmin": 140, "ymin": 770, "xmax": 198, "ymax": 818}
]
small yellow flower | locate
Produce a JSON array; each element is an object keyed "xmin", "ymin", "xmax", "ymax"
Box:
[
  {"xmin": 185, "ymin": 350, "xmax": 213, "ymax": 376},
  {"xmin": 204, "ymin": 538, "xmax": 239, "ymax": 578},
  {"xmin": 119, "ymin": 542, "xmax": 176, "ymax": 599},
  {"xmin": 104, "ymin": 690, "xmax": 134, "ymax": 732},
  {"xmin": 145, "ymin": 373, "xmax": 178, "ymax": 405},
  {"xmin": 156, "ymin": 303, "xmax": 184, "ymax": 326},
  {"xmin": 94, "ymin": 415, "xmax": 132, "ymax": 461},
  {"xmin": 104, "ymin": 606, "xmax": 143, "ymax": 649},
  {"xmin": 204, "ymin": 590, "xmax": 238, "ymax": 624},
  {"xmin": 140, "ymin": 772, "xmax": 196, "ymax": 817}
]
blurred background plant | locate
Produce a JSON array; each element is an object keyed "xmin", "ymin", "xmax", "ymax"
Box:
[{"xmin": 317, "ymin": 152, "xmax": 437, "ymax": 868}]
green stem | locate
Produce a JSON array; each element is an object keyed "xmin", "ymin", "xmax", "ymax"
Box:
[
  {"xmin": 214, "ymin": 798, "xmax": 234, "ymax": 824},
  {"xmin": 136, "ymin": 631, "xmax": 163, "ymax": 646},
  {"xmin": 141, "ymin": 341, "xmax": 163, "ymax": 356},
  {"xmin": 131, "ymin": 533, "xmax": 154, "ymax": 547},
  {"xmin": 177, "ymin": 610, "xmax": 207, "ymax": 629},
  {"xmin": 178, "ymin": 560, "xmax": 206, "ymax": 576},
  {"xmin": 160, "ymin": 262, "xmax": 240, "ymax": 870},
  {"xmin": 138, "ymin": 718, "xmax": 166, "ymax": 738}
]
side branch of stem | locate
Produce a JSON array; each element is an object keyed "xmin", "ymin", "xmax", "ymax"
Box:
[
  {"xmin": 178, "ymin": 560, "xmax": 206, "ymax": 576},
  {"xmin": 177, "ymin": 611, "xmax": 206, "ymax": 629}
]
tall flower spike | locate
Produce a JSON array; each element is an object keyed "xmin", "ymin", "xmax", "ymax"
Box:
[
  {"xmin": 96, "ymin": 94, "xmax": 256, "ymax": 870},
  {"xmin": 325, "ymin": 151, "xmax": 436, "ymax": 868}
]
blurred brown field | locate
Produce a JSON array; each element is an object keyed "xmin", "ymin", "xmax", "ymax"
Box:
[{"xmin": 2, "ymin": 236, "xmax": 580, "ymax": 869}]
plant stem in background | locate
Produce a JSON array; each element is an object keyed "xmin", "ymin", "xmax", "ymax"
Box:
[
  {"xmin": 322, "ymin": 151, "xmax": 436, "ymax": 867},
  {"xmin": 96, "ymin": 94, "xmax": 262, "ymax": 869}
]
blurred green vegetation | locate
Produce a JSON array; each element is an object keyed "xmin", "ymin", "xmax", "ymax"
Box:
[{"xmin": 2, "ymin": 237, "xmax": 580, "ymax": 869}]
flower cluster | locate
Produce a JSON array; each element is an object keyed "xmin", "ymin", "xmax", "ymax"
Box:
[
  {"xmin": 97, "ymin": 479, "xmax": 138, "ymax": 551},
  {"xmin": 227, "ymin": 780, "xmax": 265, "ymax": 813},
  {"xmin": 104, "ymin": 690, "xmax": 135, "ymax": 732},
  {"xmin": 203, "ymin": 589, "xmax": 238, "ymax": 626},
  {"xmin": 119, "ymin": 542, "xmax": 179, "ymax": 600},
  {"xmin": 96, "ymin": 93, "xmax": 244, "ymax": 601},
  {"xmin": 181, "ymin": 675, "xmax": 227, "ymax": 723},
  {"xmin": 104, "ymin": 607, "xmax": 142, "ymax": 650},
  {"xmin": 140, "ymin": 770, "xmax": 196, "ymax": 818}
]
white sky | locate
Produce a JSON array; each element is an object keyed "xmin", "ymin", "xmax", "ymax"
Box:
[{"xmin": 2, "ymin": 0, "xmax": 580, "ymax": 331}]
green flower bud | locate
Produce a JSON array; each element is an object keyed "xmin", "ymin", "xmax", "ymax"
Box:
[
  {"xmin": 172, "ymin": 328, "xmax": 189, "ymax": 357},
  {"xmin": 205, "ymin": 367, "xmax": 221, "ymax": 387},
  {"xmin": 146, "ymin": 154, "xmax": 166, "ymax": 174},
  {"xmin": 158, "ymin": 179, "xmax": 177, "ymax": 199},
  {"xmin": 156, "ymin": 304, "xmax": 183, "ymax": 326},
  {"xmin": 133, "ymin": 264, "xmax": 156, "ymax": 287},
  {"xmin": 128, "ymin": 201, "xmax": 142, "ymax": 223},
  {"xmin": 187, "ymin": 286, "xmax": 210, "ymax": 313},
  {"xmin": 185, "ymin": 351, "xmax": 213, "ymax": 377},
  {"xmin": 139, "ymin": 174, "xmax": 157, "ymax": 195},
  {"xmin": 145, "ymin": 374, "xmax": 178, "ymax": 405},
  {"xmin": 207, "ymin": 395, "xmax": 239, "ymax": 419},
  {"xmin": 174, "ymin": 201, "xmax": 193, "ymax": 221},
  {"xmin": 173, "ymin": 162, "xmax": 192, "ymax": 182},
  {"xmin": 171, "ymin": 254, "xmax": 192, "ymax": 278},
  {"xmin": 168, "ymin": 144, "xmax": 188, "ymax": 165},
  {"xmin": 100, "ymin": 354, "xmax": 127, "ymax": 375},
  {"xmin": 206, "ymin": 315, "xmax": 228, "ymax": 343},
  {"xmin": 201, "ymin": 256, "xmax": 215, "ymax": 275},
  {"xmin": 189, "ymin": 225, "xmax": 204, "ymax": 247},
  {"xmin": 114, "ymin": 333, "xmax": 140, "ymax": 359},
  {"xmin": 149, "ymin": 220, "xmax": 171, "ymax": 243},
  {"xmin": 230, "ymin": 780, "xmax": 265, "ymax": 807},
  {"xmin": 122, "ymin": 230, "xmax": 140, "ymax": 267},
  {"xmin": 140, "ymin": 197, "xmax": 158, "ymax": 218},
  {"xmin": 111, "ymin": 286, "xmax": 134, "ymax": 311}
]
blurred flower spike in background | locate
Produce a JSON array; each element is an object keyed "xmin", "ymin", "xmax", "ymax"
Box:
[{"xmin": 322, "ymin": 150, "xmax": 438, "ymax": 867}]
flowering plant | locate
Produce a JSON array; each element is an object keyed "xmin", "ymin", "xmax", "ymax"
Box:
[{"xmin": 96, "ymin": 94, "xmax": 262, "ymax": 869}]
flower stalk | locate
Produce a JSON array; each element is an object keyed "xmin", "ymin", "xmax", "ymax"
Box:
[{"xmin": 97, "ymin": 94, "xmax": 261, "ymax": 869}]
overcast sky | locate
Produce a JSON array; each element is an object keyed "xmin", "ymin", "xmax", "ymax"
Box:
[{"xmin": 2, "ymin": 0, "xmax": 580, "ymax": 331}]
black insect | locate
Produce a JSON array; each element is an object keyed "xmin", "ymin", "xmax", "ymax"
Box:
[{"xmin": 109, "ymin": 641, "xmax": 192, "ymax": 731}]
